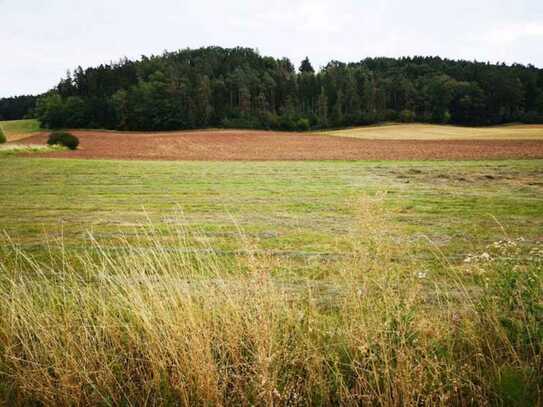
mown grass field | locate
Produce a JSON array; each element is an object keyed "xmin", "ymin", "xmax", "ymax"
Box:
[
  {"xmin": 1, "ymin": 122, "xmax": 543, "ymax": 405},
  {"xmin": 1, "ymin": 158, "xmax": 542, "ymax": 264},
  {"xmin": 3, "ymin": 120, "xmax": 541, "ymax": 257}
]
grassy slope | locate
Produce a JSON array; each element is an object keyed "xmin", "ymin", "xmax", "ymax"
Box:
[
  {"xmin": 1, "ymin": 157, "xmax": 541, "ymax": 272},
  {"xmin": 319, "ymin": 123, "xmax": 543, "ymax": 140},
  {"xmin": 0, "ymin": 119, "xmax": 41, "ymax": 141}
]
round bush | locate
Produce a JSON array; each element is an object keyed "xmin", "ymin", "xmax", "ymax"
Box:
[
  {"xmin": 0, "ymin": 127, "xmax": 6, "ymax": 144},
  {"xmin": 60, "ymin": 134, "xmax": 79, "ymax": 150},
  {"xmin": 47, "ymin": 131, "xmax": 79, "ymax": 150},
  {"xmin": 47, "ymin": 132, "xmax": 63, "ymax": 145}
]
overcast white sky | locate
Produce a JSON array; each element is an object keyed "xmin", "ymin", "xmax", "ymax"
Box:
[{"xmin": 1, "ymin": 0, "xmax": 543, "ymax": 98}]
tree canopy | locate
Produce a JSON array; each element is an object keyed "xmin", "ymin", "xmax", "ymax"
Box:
[
  {"xmin": 0, "ymin": 95, "xmax": 37, "ymax": 121},
  {"xmin": 3, "ymin": 47, "xmax": 543, "ymax": 130}
]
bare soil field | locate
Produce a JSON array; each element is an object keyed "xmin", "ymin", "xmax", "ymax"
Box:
[{"xmin": 13, "ymin": 129, "xmax": 543, "ymax": 161}]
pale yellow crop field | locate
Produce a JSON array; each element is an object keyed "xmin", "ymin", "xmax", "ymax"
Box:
[{"xmin": 318, "ymin": 123, "xmax": 543, "ymax": 140}]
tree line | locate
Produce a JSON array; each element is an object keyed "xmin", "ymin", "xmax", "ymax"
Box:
[
  {"xmin": 3, "ymin": 47, "xmax": 543, "ymax": 130},
  {"xmin": 0, "ymin": 95, "xmax": 38, "ymax": 121}
]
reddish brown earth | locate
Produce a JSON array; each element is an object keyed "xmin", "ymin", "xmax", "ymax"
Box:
[{"xmin": 14, "ymin": 130, "xmax": 543, "ymax": 161}]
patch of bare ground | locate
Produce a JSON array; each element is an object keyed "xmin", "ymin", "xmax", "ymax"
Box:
[{"xmin": 14, "ymin": 130, "xmax": 543, "ymax": 161}]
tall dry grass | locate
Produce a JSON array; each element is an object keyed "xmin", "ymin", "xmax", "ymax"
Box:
[{"xmin": 0, "ymin": 197, "xmax": 541, "ymax": 405}]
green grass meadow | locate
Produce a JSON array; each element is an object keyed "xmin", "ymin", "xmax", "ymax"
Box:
[
  {"xmin": 0, "ymin": 119, "xmax": 41, "ymax": 139},
  {"xmin": 1, "ymin": 157, "xmax": 542, "ymax": 257},
  {"xmin": 1, "ymin": 153, "xmax": 542, "ymax": 404}
]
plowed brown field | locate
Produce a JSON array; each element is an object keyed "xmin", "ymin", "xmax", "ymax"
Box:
[{"xmin": 15, "ymin": 130, "xmax": 543, "ymax": 161}]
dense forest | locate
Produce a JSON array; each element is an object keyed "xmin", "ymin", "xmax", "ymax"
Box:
[
  {"xmin": 0, "ymin": 95, "xmax": 38, "ymax": 121},
  {"xmin": 2, "ymin": 47, "xmax": 543, "ymax": 130}
]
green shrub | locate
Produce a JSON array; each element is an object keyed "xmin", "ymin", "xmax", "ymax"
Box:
[
  {"xmin": 279, "ymin": 115, "xmax": 297, "ymax": 131},
  {"xmin": 259, "ymin": 112, "xmax": 280, "ymax": 130},
  {"xmin": 47, "ymin": 131, "xmax": 79, "ymax": 150},
  {"xmin": 47, "ymin": 132, "xmax": 63, "ymax": 145},
  {"xmin": 295, "ymin": 118, "xmax": 310, "ymax": 132},
  {"xmin": 0, "ymin": 127, "xmax": 6, "ymax": 144},
  {"xmin": 399, "ymin": 109, "xmax": 416, "ymax": 123}
]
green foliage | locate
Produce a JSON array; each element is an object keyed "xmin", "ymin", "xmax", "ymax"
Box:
[
  {"xmin": 0, "ymin": 126, "xmax": 5, "ymax": 143},
  {"xmin": 472, "ymin": 239, "xmax": 543, "ymax": 406},
  {"xmin": 36, "ymin": 94, "xmax": 67, "ymax": 129},
  {"xmin": 491, "ymin": 259, "xmax": 543, "ymax": 353},
  {"xmin": 47, "ymin": 131, "xmax": 63, "ymax": 145},
  {"xmin": 295, "ymin": 118, "xmax": 310, "ymax": 131},
  {"xmin": 36, "ymin": 94, "xmax": 89, "ymax": 129},
  {"xmin": 222, "ymin": 116, "xmax": 262, "ymax": 130},
  {"xmin": 20, "ymin": 47, "xmax": 543, "ymax": 131},
  {"xmin": 47, "ymin": 131, "xmax": 79, "ymax": 150},
  {"xmin": 259, "ymin": 111, "xmax": 280, "ymax": 130},
  {"xmin": 0, "ymin": 95, "xmax": 37, "ymax": 121},
  {"xmin": 399, "ymin": 109, "xmax": 416, "ymax": 123},
  {"xmin": 299, "ymin": 57, "xmax": 315, "ymax": 74},
  {"xmin": 493, "ymin": 367, "xmax": 537, "ymax": 407},
  {"xmin": 278, "ymin": 115, "xmax": 297, "ymax": 131},
  {"xmin": 61, "ymin": 134, "xmax": 79, "ymax": 150},
  {"xmin": 318, "ymin": 87, "xmax": 328, "ymax": 127}
]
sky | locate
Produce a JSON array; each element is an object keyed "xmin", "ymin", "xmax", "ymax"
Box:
[{"xmin": 1, "ymin": 0, "xmax": 543, "ymax": 98}]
